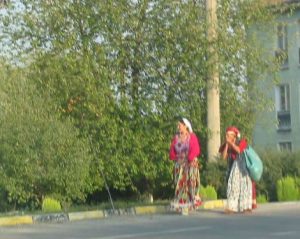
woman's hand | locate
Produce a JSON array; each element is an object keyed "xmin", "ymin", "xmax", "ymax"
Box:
[
  {"xmin": 226, "ymin": 134, "xmax": 234, "ymax": 145},
  {"xmin": 221, "ymin": 143, "xmax": 229, "ymax": 160}
]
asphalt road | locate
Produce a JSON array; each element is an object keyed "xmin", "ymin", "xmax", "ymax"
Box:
[{"xmin": 1, "ymin": 205, "xmax": 300, "ymax": 239}]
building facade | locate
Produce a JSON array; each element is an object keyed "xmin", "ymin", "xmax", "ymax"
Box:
[{"xmin": 253, "ymin": 1, "xmax": 300, "ymax": 152}]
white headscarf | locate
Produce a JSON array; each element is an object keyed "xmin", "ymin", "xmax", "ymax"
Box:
[{"xmin": 182, "ymin": 118, "xmax": 193, "ymax": 132}]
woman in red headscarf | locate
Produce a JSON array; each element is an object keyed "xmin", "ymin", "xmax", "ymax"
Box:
[{"xmin": 219, "ymin": 126, "xmax": 253, "ymax": 213}]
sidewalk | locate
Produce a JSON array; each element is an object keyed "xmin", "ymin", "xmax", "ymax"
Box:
[{"xmin": 1, "ymin": 200, "xmax": 300, "ymax": 226}]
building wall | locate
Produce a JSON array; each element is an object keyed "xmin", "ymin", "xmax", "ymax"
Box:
[{"xmin": 253, "ymin": 9, "xmax": 300, "ymax": 152}]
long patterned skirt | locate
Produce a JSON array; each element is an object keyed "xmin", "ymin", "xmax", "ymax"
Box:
[
  {"xmin": 227, "ymin": 155, "xmax": 252, "ymax": 212},
  {"xmin": 171, "ymin": 159, "xmax": 201, "ymax": 211}
]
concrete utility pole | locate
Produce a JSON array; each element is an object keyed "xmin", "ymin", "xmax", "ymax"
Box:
[
  {"xmin": 206, "ymin": 0, "xmax": 221, "ymax": 162},
  {"xmin": 0, "ymin": 0, "xmax": 9, "ymax": 7}
]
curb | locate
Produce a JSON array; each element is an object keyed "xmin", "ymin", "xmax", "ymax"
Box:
[
  {"xmin": 69, "ymin": 210, "xmax": 104, "ymax": 221},
  {"xmin": 135, "ymin": 205, "xmax": 169, "ymax": 215},
  {"xmin": 0, "ymin": 201, "xmax": 224, "ymax": 226},
  {"xmin": 256, "ymin": 201, "xmax": 300, "ymax": 211},
  {"xmin": 0, "ymin": 215, "xmax": 33, "ymax": 226},
  {"xmin": 33, "ymin": 213, "xmax": 69, "ymax": 224},
  {"xmin": 5, "ymin": 200, "xmax": 300, "ymax": 226},
  {"xmin": 201, "ymin": 200, "xmax": 226, "ymax": 210}
]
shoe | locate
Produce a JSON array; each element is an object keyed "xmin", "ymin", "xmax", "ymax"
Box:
[
  {"xmin": 224, "ymin": 209, "xmax": 235, "ymax": 214},
  {"xmin": 194, "ymin": 199, "xmax": 202, "ymax": 207},
  {"xmin": 242, "ymin": 209, "xmax": 252, "ymax": 214}
]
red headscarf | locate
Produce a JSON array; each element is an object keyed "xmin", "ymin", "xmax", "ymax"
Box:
[{"xmin": 226, "ymin": 126, "xmax": 240, "ymax": 139}]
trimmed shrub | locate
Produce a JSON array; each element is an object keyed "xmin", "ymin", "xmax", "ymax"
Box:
[
  {"xmin": 255, "ymin": 150, "xmax": 300, "ymax": 201},
  {"xmin": 42, "ymin": 197, "xmax": 62, "ymax": 213},
  {"xmin": 199, "ymin": 185, "xmax": 218, "ymax": 201},
  {"xmin": 294, "ymin": 177, "xmax": 300, "ymax": 199},
  {"xmin": 256, "ymin": 149, "xmax": 283, "ymax": 201},
  {"xmin": 201, "ymin": 159, "xmax": 227, "ymax": 199},
  {"xmin": 256, "ymin": 194, "xmax": 268, "ymax": 204},
  {"xmin": 199, "ymin": 186, "xmax": 205, "ymax": 199},
  {"xmin": 276, "ymin": 176, "xmax": 299, "ymax": 202},
  {"xmin": 205, "ymin": 185, "xmax": 218, "ymax": 200}
]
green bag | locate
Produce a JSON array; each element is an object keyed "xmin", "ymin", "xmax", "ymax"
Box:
[{"xmin": 243, "ymin": 146, "xmax": 263, "ymax": 182}]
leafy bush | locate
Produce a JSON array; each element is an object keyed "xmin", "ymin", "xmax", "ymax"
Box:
[
  {"xmin": 42, "ymin": 197, "xmax": 61, "ymax": 213},
  {"xmin": 0, "ymin": 189, "xmax": 14, "ymax": 212},
  {"xmin": 199, "ymin": 185, "xmax": 218, "ymax": 201},
  {"xmin": 198, "ymin": 186, "xmax": 206, "ymax": 200},
  {"xmin": 256, "ymin": 194, "xmax": 268, "ymax": 204},
  {"xmin": 255, "ymin": 150, "xmax": 281, "ymax": 201},
  {"xmin": 201, "ymin": 159, "xmax": 227, "ymax": 199},
  {"xmin": 295, "ymin": 177, "xmax": 300, "ymax": 201},
  {"xmin": 276, "ymin": 176, "xmax": 299, "ymax": 202},
  {"xmin": 205, "ymin": 185, "xmax": 218, "ymax": 200},
  {"xmin": 254, "ymin": 150, "xmax": 300, "ymax": 201},
  {"xmin": 0, "ymin": 72, "xmax": 93, "ymax": 210}
]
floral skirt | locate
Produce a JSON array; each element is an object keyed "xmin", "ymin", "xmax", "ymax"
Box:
[
  {"xmin": 171, "ymin": 159, "xmax": 201, "ymax": 211},
  {"xmin": 227, "ymin": 156, "xmax": 252, "ymax": 212}
]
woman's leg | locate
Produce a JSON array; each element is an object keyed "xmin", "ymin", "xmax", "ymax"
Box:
[
  {"xmin": 227, "ymin": 159, "xmax": 252, "ymax": 213},
  {"xmin": 188, "ymin": 160, "xmax": 201, "ymax": 208},
  {"xmin": 252, "ymin": 181, "xmax": 257, "ymax": 209},
  {"xmin": 226, "ymin": 161, "xmax": 239, "ymax": 212}
]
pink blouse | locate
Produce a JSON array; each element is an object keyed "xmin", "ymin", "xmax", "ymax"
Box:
[{"xmin": 169, "ymin": 133, "xmax": 201, "ymax": 162}]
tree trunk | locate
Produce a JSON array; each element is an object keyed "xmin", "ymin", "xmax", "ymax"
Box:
[{"xmin": 206, "ymin": 0, "xmax": 220, "ymax": 162}]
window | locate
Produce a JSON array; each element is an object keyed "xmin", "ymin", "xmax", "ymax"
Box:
[
  {"xmin": 279, "ymin": 84, "xmax": 290, "ymax": 111},
  {"xmin": 275, "ymin": 84, "xmax": 291, "ymax": 130},
  {"xmin": 278, "ymin": 142, "xmax": 292, "ymax": 152},
  {"xmin": 275, "ymin": 24, "xmax": 288, "ymax": 67},
  {"xmin": 298, "ymin": 20, "xmax": 300, "ymax": 64}
]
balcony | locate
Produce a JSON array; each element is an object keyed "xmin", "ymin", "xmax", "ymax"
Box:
[
  {"xmin": 277, "ymin": 110, "xmax": 291, "ymax": 131},
  {"xmin": 275, "ymin": 49, "xmax": 289, "ymax": 69}
]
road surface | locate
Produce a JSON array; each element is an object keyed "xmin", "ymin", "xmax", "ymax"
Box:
[{"xmin": 1, "ymin": 205, "xmax": 300, "ymax": 239}]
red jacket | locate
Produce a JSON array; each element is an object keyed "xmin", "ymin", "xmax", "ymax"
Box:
[{"xmin": 169, "ymin": 133, "xmax": 201, "ymax": 161}]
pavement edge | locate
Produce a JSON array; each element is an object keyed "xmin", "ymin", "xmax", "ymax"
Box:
[
  {"xmin": 0, "ymin": 200, "xmax": 227, "ymax": 226},
  {"xmin": 0, "ymin": 215, "xmax": 33, "ymax": 226}
]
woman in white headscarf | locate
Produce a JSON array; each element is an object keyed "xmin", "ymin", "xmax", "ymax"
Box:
[{"xmin": 169, "ymin": 118, "xmax": 202, "ymax": 212}]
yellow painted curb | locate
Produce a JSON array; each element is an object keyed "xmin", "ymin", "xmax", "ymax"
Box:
[
  {"xmin": 68, "ymin": 210, "xmax": 104, "ymax": 221},
  {"xmin": 135, "ymin": 205, "xmax": 167, "ymax": 215},
  {"xmin": 0, "ymin": 216, "xmax": 33, "ymax": 226},
  {"xmin": 203, "ymin": 200, "xmax": 225, "ymax": 209}
]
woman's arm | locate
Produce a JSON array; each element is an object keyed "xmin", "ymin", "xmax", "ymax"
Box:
[
  {"xmin": 228, "ymin": 138, "xmax": 248, "ymax": 154},
  {"xmin": 169, "ymin": 136, "xmax": 177, "ymax": 160},
  {"xmin": 188, "ymin": 133, "xmax": 200, "ymax": 161},
  {"xmin": 227, "ymin": 141, "xmax": 241, "ymax": 153},
  {"xmin": 219, "ymin": 143, "xmax": 228, "ymax": 160}
]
